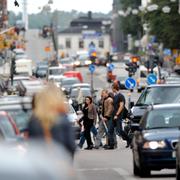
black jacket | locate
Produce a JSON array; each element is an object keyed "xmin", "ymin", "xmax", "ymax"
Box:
[{"xmin": 28, "ymin": 114, "xmax": 76, "ymax": 157}]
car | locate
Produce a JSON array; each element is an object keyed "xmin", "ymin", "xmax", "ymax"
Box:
[
  {"xmin": 7, "ymin": 76, "xmax": 31, "ymax": 95},
  {"xmin": 136, "ymin": 65, "xmax": 159, "ymax": 92},
  {"xmin": 60, "ymin": 77, "xmax": 80, "ymax": 94},
  {"xmin": 63, "ymin": 71, "xmax": 83, "ymax": 83},
  {"xmin": 0, "ymin": 96, "xmax": 32, "ymax": 137},
  {"xmin": 74, "ymin": 51, "xmax": 91, "ymax": 67},
  {"xmin": 66, "ymin": 102, "xmax": 80, "ymax": 139},
  {"xmin": 131, "ymin": 84, "xmax": 180, "ymax": 123},
  {"xmin": 36, "ymin": 65, "xmax": 48, "ymax": 78},
  {"xmin": 69, "ymin": 87, "xmax": 92, "ymax": 111},
  {"xmin": 132, "ymin": 104, "xmax": 180, "ymax": 177},
  {"xmin": 176, "ymin": 140, "xmax": 180, "ymax": 180},
  {"xmin": 47, "ymin": 66, "xmax": 66, "ymax": 80},
  {"xmin": 18, "ymin": 80, "xmax": 46, "ymax": 96},
  {"xmin": 69, "ymin": 83, "xmax": 91, "ymax": 93},
  {"xmin": 58, "ymin": 57, "xmax": 75, "ymax": 71},
  {"xmin": 116, "ymin": 75, "xmax": 127, "ymax": 89},
  {"xmin": 95, "ymin": 56, "xmax": 107, "ymax": 66},
  {"xmin": 0, "ymin": 142, "xmax": 76, "ymax": 180}
]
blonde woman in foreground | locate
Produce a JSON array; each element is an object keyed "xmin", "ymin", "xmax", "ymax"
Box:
[{"xmin": 28, "ymin": 83, "xmax": 76, "ymax": 157}]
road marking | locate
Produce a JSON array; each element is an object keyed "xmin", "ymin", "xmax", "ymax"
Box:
[{"xmin": 76, "ymin": 167, "xmax": 138, "ymax": 180}]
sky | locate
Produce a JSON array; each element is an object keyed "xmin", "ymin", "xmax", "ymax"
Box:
[{"xmin": 8, "ymin": 0, "xmax": 113, "ymax": 14}]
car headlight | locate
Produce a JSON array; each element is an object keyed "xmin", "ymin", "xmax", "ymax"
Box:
[
  {"xmin": 74, "ymin": 61, "xmax": 80, "ymax": 66},
  {"xmin": 143, "ymin": 141, "xmax": 166, "ymax": 149},
  {"xmin": 61, "ymin": 87, "xmax": 65, "ymax": 91},
  {"xmin": 85, "ymin": 60, "xmax": 92, "ymax": 65}
]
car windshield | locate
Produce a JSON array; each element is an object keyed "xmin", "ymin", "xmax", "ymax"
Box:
[
  {"xmin": 70, "ymin": 88, "xmax": 91, "ymax": 97},
  {"xmin": 0, "ymin": 115, "xmax": 16, "ymax": 138},
  {"xmin": 61, "ymin": 79, "xmax": 79, "ymax": 86},
  {"xmin": 49, "ymin": 68, "xmax": 65, "ymax": 75},
  {"xmin": 38, "ymin": 67, "xmax": 48, "ymax": 71},
  {"xmin": 145, "ymin": 108, "xmax": 180, "ymax": 129},
  {"xmin": 59, "ymin": 59, "xmax": 73, "ymax": 64},
  {"xmin": 136, "ymin": 86, "xmax": 180, "ymax": 105}
]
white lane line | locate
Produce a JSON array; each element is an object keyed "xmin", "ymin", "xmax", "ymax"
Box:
[
  {"xmin": 76, "ymin": 167, "xmax": 138, "ymax": 180},
  {"xmin": 113, "ymin": 168, "xmax": 138, "ymax": 180}
]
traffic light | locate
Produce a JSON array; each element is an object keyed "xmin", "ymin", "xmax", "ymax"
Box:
[{"xmin": 125, "ymin": 62, "xmax": 138, "ymax": 77}]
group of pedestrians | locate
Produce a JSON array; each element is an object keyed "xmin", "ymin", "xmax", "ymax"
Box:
[{"xmin": 77, "ymin": 82, "xmax": 131, "ymax": 150}]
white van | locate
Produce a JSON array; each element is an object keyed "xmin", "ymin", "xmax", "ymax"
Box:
[
  {"xmin": 47, "ymin": 66, "xmax": 66, "ymax": 80},
  {"xmin": 136, "ymin": 65, "xmax": 159, "ymax": 92},
  {"xmin": 15, "ymin": 59, "xmax": 33, "ymax": 76}
]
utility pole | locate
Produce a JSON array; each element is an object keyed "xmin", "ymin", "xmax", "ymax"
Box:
[
  {"xmin": 0, "ymin": 0, "xmax": 8, "ymax": 29},
  {"xmin": 179, "ymin": 0, "xmax": 180, "ymax": 14},
  {"xmin": 22, "ymin": 0, "xmax": 28, "ymax": 30}
]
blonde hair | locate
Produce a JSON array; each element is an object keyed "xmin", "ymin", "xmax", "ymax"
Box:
[{"xmin": 34, "ymin": 83, "xmax": 68, "ymax": 130}]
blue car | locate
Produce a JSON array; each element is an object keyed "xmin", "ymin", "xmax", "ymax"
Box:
[{"xmin": 132, "ymin": 104, "xmax": 180, "ymax": 177}]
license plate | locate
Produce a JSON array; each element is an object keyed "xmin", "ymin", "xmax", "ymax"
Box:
[{"xmin": 172, "ymin": 151, "xmax": 176, "ymax": 158}]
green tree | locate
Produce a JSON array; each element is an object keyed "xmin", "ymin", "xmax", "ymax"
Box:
[{"xmin": 145, "ymin": 0, "xmax": 180, "ymax": 49}]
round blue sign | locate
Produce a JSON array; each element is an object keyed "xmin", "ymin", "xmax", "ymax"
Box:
[
  {"xmin": 147, "ymin": 74, "xmax": 157, "ymax": 85},
  {"xmin": 107, "ymin": 63, "xmax": 115, "ymax": 71},
  {"xmin": 89, "ymin": 64, "xmax": 95, "ymax": 73},
  {"xmin": 125, "ymin": 77, "xmax": 136, "ymax": 89}
]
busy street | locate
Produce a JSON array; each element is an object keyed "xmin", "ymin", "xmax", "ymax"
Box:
[{"xmin": 0, "ymin": 0, "xmax": 180, "ymax": 180}]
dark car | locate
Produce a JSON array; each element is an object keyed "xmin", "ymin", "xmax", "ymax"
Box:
[
  {"xmin": 132, "ymin": 104, "xmax": 180, "ymax": 177},
  {"xmin": 131, "ymin": 84, "xmax": 180, "ymax": 123},
  {"xmin": 176, "ymin": 140, "xmax": 180, "ymax": 180},
  {"xmin": 61, "ymin": 77, "xmax": 80, "ymax": 94},
  {"xmin": 36, "ymin": 65, "xmax": 48, "ymax": 78}
]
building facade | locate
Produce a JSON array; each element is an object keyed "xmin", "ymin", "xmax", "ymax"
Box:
[{"xmin": 58, "ymin": 12, "xmax": 111, "ymax": 57}]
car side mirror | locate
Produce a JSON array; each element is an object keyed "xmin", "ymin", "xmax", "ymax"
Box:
[{"xmin": 131, "ymin": 123, "xmax": 142, "ymax": 132}]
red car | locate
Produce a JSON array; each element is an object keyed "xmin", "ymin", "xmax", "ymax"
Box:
[
  {"xmin": 63, "ymin": 71, "xmax": 83, "ymax": 83},
  {"xmin": 0, "ymin": 111, "xmax": 20, "ymax": 139}
]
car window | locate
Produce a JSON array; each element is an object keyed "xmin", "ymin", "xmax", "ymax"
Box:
[
  {"xmin": 145, "ymin": 108, "xmax": 180, "ymax": 129},
  {"xmin": 0, "ymin": 115, "xmax": 16, "ymax": 138},
  {"xmin": 61, "ymin": 79, "xmax": 79, "ymax": 85},
  {"xmin": 7, "ymin": 109, "xmax": 32, "ymax": 131},
  {"xmin": 49, "ymin": 69, "xmax": 65, "ymax": 75},
  {"xmin": 70, "ymin": 88, "xmax": 91, "ymax": 97},
  {"xmin": 136, "ymin": 86, "xmax": 180, "ymax": 105}
]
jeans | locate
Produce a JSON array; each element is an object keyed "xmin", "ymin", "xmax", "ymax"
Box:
[{"xmin": 78, "ymin": 125, "xmax": 97, "ymax": 147}]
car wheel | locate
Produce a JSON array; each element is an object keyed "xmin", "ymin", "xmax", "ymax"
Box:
[
  {"xmin": 133, "ymin": 156, "xmax": 140, "ymax": 176},
  {"xmin": 176, "ymin": 161, "xmax": 180, "ymax": 180},
  {"xmin": 139, "ymin": 167, "xmax": 150, "ymax": 177}
]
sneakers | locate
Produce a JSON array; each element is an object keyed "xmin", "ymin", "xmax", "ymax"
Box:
[
  {"xmin": 84, "ymin": 145, "xmax": 93, "ymax": 150},
  {"xmin": 104, "ymin": 145, "xmax": 114, "ymax": 150}
]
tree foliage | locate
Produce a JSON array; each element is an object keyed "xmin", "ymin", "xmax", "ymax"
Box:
[
  {"xmin": 8, "ymin": 10, "xmax": 111, "ymax": 30},
  {"xmin": 145, "ymin": 0, "xmax": 180, "ymax": 49}
]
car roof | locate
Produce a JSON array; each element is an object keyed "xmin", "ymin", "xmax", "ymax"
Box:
[
  {"xmin": 147, "ymin": 84, "xmax": 180, "ymax": 88},
  {"xmin": 48, "ymin": 66, "xmax": 65, "ymax": 69},
  {"xmin": 71, "ymin": 83, "xmax": 90, "ymax": 87},
  {"xmin": 64, "ymin": 71, "xmax": 81, "ymax": 74},
  {"xmin": 149, "ymin": 103, "xmax": 180, "ymax": 110}
]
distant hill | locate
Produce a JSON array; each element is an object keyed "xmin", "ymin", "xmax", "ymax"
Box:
[{"xmin": 8, "ymin": 10, "xmax": 111, "ymax": 30}]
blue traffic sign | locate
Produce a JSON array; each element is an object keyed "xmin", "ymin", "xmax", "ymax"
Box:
[
  {"xmin": 125, "ymin": 77, "xmax": 136, "ymax": 89},
  {"xmin": 89, "ymin": 64, "xmax": 95, "ymax": 73},
  {"xmin": 163, "ymin": 48, "xmax": 171, "ymax": 56},
  {"xmin": 147, "ymin": 74, "xmax": 157, "ymax": 85},
  {"xmin": 107, "ymin": 63, "xmax": 115, "ymax": 71}
]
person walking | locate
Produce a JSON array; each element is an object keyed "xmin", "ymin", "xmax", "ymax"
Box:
[
  {"xmin": 95, "ymin": 90, "xmax": 114, "ymax": 149},
  {"xmin": 82, "ymin": 96, "xmax": 97, "ymax": 150},
  {"xmin": 28, "ymin": 83, "xmax": 76, "ymax": 157},
  {"xmin": 106, "ymin": 83, "xmax": 130, "ymax": 149}
]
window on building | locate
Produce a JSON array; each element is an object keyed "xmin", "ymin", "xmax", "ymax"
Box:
[
  {"xmin": 79, "ymin": 39, "xmax": 84, "ymax": 48},
  {"xmin": 99, "ymin": 39, "xmax": 104, "ymax": 48},
  {"xmin": 65, "ymin": 38, "xmax": 71, "ymax": 49}
]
